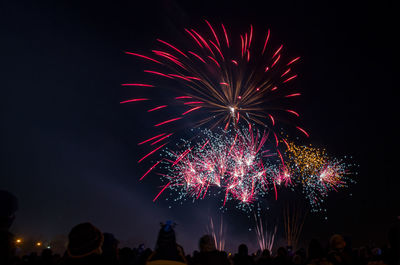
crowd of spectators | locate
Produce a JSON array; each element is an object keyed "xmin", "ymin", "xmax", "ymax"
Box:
[{"xmin": 1, "ymin": 190, "xmax": 399, "ymax": 265}]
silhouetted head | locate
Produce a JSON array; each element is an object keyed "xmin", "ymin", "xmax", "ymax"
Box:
[
  {"xmin": 0, "ymin": 190, "xmax": 18, "ymax": 230},
  {"xmin": 277, "ymin": 247, "xmax": 288, "ymax": 257},
  {"xmin": 119, "ymin": 247, "xmax": 132, "ymax": 262},
  {"xmin": 293, "ymin": 255, "xmax": 301, "ymax": 265},
  {"xmin": 41, "ymin": 248, "xmax": 53, "ymax": 261},
  {"xmin": 102, "ymin": 233, "xmax": 119, "ymax": 259},
  {"xmin": 238, "ymin": 244, "xmax": 248, "ymax": 256},
  {"xmin": 329, "ymin": 234, "xmax": 346, "ymax": 250},
  {"xmin": 138, "ymin": 243, "xmax": 145, "ymax": 252},
  {"xmin": 296, "ymin": 248, "xmax": 306, "ymax": 258},
  {"xmin": 262, "ymin": 249, "xmax": 271, "ymax": 257},
  {"xmin": 199, "ymin": 235, "xmax": 216, "ymax": 252},
  {"xmin": 308, "ymin": 239, "xmax": 324, "ymax": 259},
  {"xmin": 67, "ymin": 222, "xmax": 104, "ymax": 258}
]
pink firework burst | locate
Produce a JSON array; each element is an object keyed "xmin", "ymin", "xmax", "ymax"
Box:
[
  {"xmin": 122, "ymin": 21, "xmax": 307, "ymax": 164},
  {"xmin": 154, "ymin": 127, "xmax": 285, "ymax": 210}
]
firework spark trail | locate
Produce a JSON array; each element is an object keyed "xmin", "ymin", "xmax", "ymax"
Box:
[
  {"xmin": 140, "ymin": 160, "xmax": 163, "ymax": 181},
  {"xmin": 283, "ymin": 203, "xmax": 306, "ymax": 249},
  {"xmin": 207, "ymin": 217, "xmax": 226, "ymax": 251},
  {"xmin": 153, "ymin": 182, "xmax": 171, "ymax": 202},
  {"xmin": 147, "ymin": 105, "xmax": 168, "ymax": 112},
  {"xmin": 120, "ymin": 98, "xmax": 149, "ymax": 104},
  {"xmin": 122, "ymin": 21, "xmax": 306, "ymax": 163},
  {"xmin": 255, "ymin": 214, "xmax": 277, "ymax": 252},
  {"xmin": 138, "ymin": 143, "xmax": 168, "ymax": 163}
]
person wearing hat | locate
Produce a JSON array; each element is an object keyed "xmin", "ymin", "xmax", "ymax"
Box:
[
  {"xmin": 65, "ymin": 222, "xmax": 104, "ymax": 265},
  {"xmin": 191, "ymin": 235, "xmax": 230, "ymax": 265},
  {"xmin": 146, "ymin": 221, "xmax": 187, "ymax": 265}
]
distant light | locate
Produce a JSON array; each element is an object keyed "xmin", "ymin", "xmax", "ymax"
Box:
[
  {"xmin": 47, "ymin": 246, "xmax": 51, "ymax": 249},
  {"xmin": 16, "ymin": 238, "xmax": 22, "ymax": 244},
  {"xmin": 36, "ymin": 242, "xmax": 42, "ymax": 246}
]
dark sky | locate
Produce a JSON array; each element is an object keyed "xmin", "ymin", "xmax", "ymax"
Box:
[{"xmin": 1, "ymin": 0, "xmax": 398, "ymax": 253}]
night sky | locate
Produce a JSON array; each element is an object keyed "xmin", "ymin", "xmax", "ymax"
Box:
[{"xmin": 1, "ymin": 0, "xmax": 398, "ymax": 253}]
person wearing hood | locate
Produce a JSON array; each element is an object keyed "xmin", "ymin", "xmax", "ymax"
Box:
[
  {"xmin": 64, "ymin": 222, "xmax": 105, "ymax": 265},
  {"xmin": 146, "ymin": 221, "xmax": 187, "ymax": 265}
]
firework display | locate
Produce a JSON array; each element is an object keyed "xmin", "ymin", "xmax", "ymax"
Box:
[
  {"xmin": 148, "ymin": 127, "xmax": 355, "ymax": 212},
  {"xmin": 122, "ymin": 21, "xmax": 307, "ymax": 165},
  {"xmin": 122, "ymin": 21, "xmax": 357, "ymax": 213},
  {"xmin": 284, "ymin": 141, "xmax": 357, "ymax": 212},
  {"xmin": 158, "ymin": 127, "xmax": 279, "ymax": 211}
]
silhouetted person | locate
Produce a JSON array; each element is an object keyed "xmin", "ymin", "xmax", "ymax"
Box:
[
  {"xmin": 234, "ymin": 244, "xmax": 255, "ymax": 265},
  {"xmin": 0, "ymin": 190, "xmax": 18, "ymax": 265},
  {"xmin": 328, "ymin": 234, "xmax": 353, "ymax": 265},
  {"xmin": 137, "ymin": 248, "xmax": 153, "ymax": 265},
  {"xmin": 64, "ymin": 222, "xmax": 105, "ymax": 265},
  {"xmin": 388, "ymin": 216, "xmax": 400, "ymax": 265},
  {"xmin": 119, "ymin": 247, "xmax": 134, "ymax": 265},
  {"xmin": 41, "ymin": 248, "xmax": 54, "ymax": 265},
  {"xmin": 53, "ymin": 253, "xmax": 62, "ymax": 265},
  {"xmin": 28, "ymin": 252, "xmax": 39, "ymax": 265},
  {"xmin": 307, "ymin": 239, "xmax": 331, "ymax": 265},
  {"xmin": 273, "ymin": 247, "xmax": 292, "ymax": 265},
  {"xmin": 191, "ymin": 235, "xmax": 230, "ymax": 265},
  {"xmin": 295, "ymin": 249, "xmax": 307, "ymax": 265},
  {"xmin": 146, "ymin": 221, "xmax": 187, "ymax": 265},
  {"xmin": 257, "ymin": 249, "xmax": 272, "ymax": 265},
  {"xmin": 357, "ymin": 246, "xmax": 372, "ymax": 265},
  {"xmin": 102, "ymin": 233, "xmax": 119, "ymax": 265}
]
